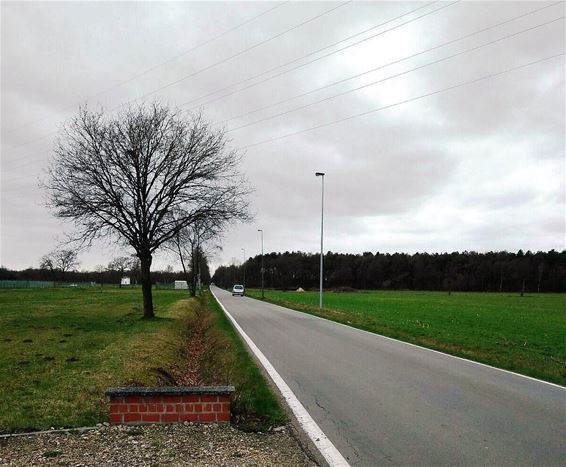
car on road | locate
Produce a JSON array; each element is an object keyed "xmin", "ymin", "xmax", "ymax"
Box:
[{"xmin": 232, "ymin": 284, "xmax": 245, "ymax": 296}]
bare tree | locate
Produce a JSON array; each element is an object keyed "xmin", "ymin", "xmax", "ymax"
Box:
[
  {"xmin": 40, "ymin": 249, "xmax": 80, "ymax": 279},
  {"xmin": 108, "ymin": 256, "xmax": 134, "ymax": 287},
  {"xmin": 46, "ymin": 103, "xmax": 250, "ymax": 318},
  {"xmin": 169, "ymin": 219, "xmax": 222, "ymax": 296}
]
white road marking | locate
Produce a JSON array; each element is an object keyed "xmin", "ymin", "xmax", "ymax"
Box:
[{"xmin": 211, "ymin": 288, "xmax": 350, "ymax": 467}]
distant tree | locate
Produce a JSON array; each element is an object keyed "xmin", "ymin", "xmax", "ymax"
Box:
[
  {"xmin": 169, "ymin": 220, "xmax": 222, "ymax": 296},
  {"xmin": 40, "ymin": 249, "xmax": 79, "ymax": 279},
  {"xmin": 108, "ymin": 256, "xmax": 134, "ymax": 287},
  {"xmin": 45, "ymin": 103, "xmax": 250, "ymax": 318}
]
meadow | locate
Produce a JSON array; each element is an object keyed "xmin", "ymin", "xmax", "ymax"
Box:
[
  {"xmin": 0, "ymin": 286, "xmax": 192, "ymax": 432},
  {"xmin": 0, "ymin": 286, "xmax": 285, "ymax": 433},
  {"xmin": 246, "ymin": 289, "xmax": 566, "ymax": 386}
]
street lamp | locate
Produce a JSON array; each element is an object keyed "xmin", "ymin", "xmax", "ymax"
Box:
[
  {"xmin": 241, "ymin": 247, "xmax": 246, "ymax": 288},
  {"xmin": 315, "ymin": 172, "xmax": 325, "ymax": 309},
  {"xmin": 258, "ymin": 229, "xmax": 264, "ymax": 299}
]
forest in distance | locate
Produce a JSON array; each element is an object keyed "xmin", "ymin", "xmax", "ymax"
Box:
[{"xmin": 213, "ymin": 249, "xmax": 566, "ymax": 293}]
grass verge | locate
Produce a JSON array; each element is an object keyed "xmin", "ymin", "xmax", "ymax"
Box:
[
  {"xmin": 181, "ymin": 292, "xmax": 285, "ymax": 431},
  {"xmin": 246, "ymin": 289, "xmax": 566, "ymax": 386}
]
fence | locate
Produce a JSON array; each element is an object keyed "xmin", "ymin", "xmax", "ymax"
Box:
[{"xmin": 0, "ymin": 280, "xmax": 54, "ymax": 289}]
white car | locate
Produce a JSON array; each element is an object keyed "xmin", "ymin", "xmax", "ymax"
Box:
[{"xmin": 232, "ymin": 284, "xmax": 245, "ymax": 296}]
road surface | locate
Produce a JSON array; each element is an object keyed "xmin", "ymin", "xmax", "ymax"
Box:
[{"xmin": 211, "ymin": 286, "xmax": 566, "ymax": 466}]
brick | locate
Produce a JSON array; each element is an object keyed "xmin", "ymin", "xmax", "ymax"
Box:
[
  {"xmin": 124, "ymin": 413, "xmax": 142, "ymax": 423},
  {"xmin": 146, "ymin": 396, "xmax": 162, "ymax": 403},
  {"xmin": 180, "ymin": 413, "xmax": 199, "ymax": 422},
  {"xmin": 198, "ymin": 413, "xmax": 216, "ymax": 422},
  {"xmin": 110, "ymin": 404, "xmax": 121, "ymax": 414},
  {"xmin": 125, "ymin": 396, "xmax": 142, "ymax": 404},
  {"xmin": 109, "ymin": 413, "xmax": 123, "ymax": 424},
  {"xmin": 212, "ymin": 403, "xmax": 222, "ymax": 412},
  {"xmin": 184, "ymin": 404, "xmax": 193, "ymax": 412},
  {"xmin": 182, "ymin": 395, "xmax": 200, "ymax": 403},
  {"xmin": 110, "ymin": 396, "xmax": 124, "ymax": 404},
  {"xmin": 161, "ymin": 413, "xmax": 179, "ymax": 423},
  {"xmin": 175, "ymin": 404, "xmax": 184, "ymax": 412},
  {"xmin": 147, "ymin": 404, "xmax": 157, "ymax": 412},
  {"xmin": 218, "ymin": 395, "xmax": 231, "ymax": 403},
  {"xmin": 138, "ymin": 404, "xmax": 148, "ymax": 412},
  {"xmin": 155, "ymin": 404, "xmax": 164, "ymax": 412},
  {"xmin": 216, "ymin": 412, "xmax": 230, "ymax": 422},
  {"xmin": 142, "ymin": 413, "xmax": 160, "ymax": 423},
  {"xmin": 162, "ymin": 395, "xmax": 180, "ymax": 403},
  {"xmin": 118, "ymin": 404, "xmax": 128, "ymax": 413},
  {"xmin": 193, "ymin": 403, "xmax": 202, "ymax": 412},
  {"xmin": 166, "ymin": 404, "xmax": 175, "ymax": 413},
  {"xmin": 201, "ymin": 395, "xmax": 218, "ymax": 403},
  {"xmin": 221, "ymin": 402, "xmax": 231, "ymax": 411},
  {"xmin": 128, "ymin": 405, "xmax": 138, "ymax": 412},
  {"xmin": 204, "ymin": 404, "xmax": 212, "ymax": 412}
]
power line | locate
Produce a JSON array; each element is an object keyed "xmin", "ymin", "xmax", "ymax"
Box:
[
  {"xmin": 3, "ymin": 1, "xmax": 289, "ymax": 135},
  {"xmin": 2, "ymin": 0, "xmax": 429, "ymax": 153},
  {"xmin": 132, "ymin": 1, "xmax": 353, "ymax": 103},
  {"xmin": 226, "ymin": 16, "xmax": 564, "ymax": 133},
  {"xmin": 241, "ymin": 53, "xmax": 564, "ymax": 149},
  {"xmin": 4, "ymin": 0, "xmax": 351, "ymax": 151},
  {"xmin": 181, "ymin": 1, "xmax": 454, "ymax": 110},
  {"xmin": 2, "ymin": 50, "xmax": 562, "ymax": 196},
  {"xmin": 221, "ymin": 1, "xmax": 563, "ymax": 125},
  {"xmin": 3, "ymin": 2, "xmax": 561, "ymax": 171}
]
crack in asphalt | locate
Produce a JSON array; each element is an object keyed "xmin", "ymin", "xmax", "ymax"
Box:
[{"xmin": 313, "ymin": 395, "xmax": 361, "ymax": 463}]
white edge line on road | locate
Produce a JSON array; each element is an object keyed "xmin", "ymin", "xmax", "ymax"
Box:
[
  {"xmin": 210, "ymin": 287, "xmax": 350, "ymax": 467},
  {"xmin": 256, "ymin": 294, "xmax": 566, "ymax": 391}
]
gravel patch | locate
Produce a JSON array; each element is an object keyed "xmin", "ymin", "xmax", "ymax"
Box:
[{"xmin": 0, "ymin": 423, "xmax": 316, "ymax": 466}]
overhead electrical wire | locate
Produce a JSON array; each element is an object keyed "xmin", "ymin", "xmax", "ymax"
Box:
[
  {"xmin": 2, "ymin": 0, "xmax": 438, "ymax": 153},
  {"xmin": 241, "ymin": 53, "xmax": 564, "ymax": 149},
  {"xmin": 3, "ymin": 1, "xmax": 562, "ymax": 174},
  {"xmin": 3, "ymin": 1, "xmax": 289, "ymax": 135},
  {"xmin": 226, "ymin": 16, "xmax": 564, "ymax": 133},
  {"xmin": 181, "ymin": 0, "xmax": 456, "ymax": 110},
  {"xmin": 4, "ymin": 0, "xmax": 352, "ymax": 151},
  {"xmin": 221, "ymin": 1, "xmax": 563, "ymax": 125},
  {"xmin": 2, "ymin": 50, "xmax": 563, "ymax": 195},
  {"xmin": 3, "ymin": 50, "xmax": 562, "ymax": 200},
  {"xmin": 132, "ymin": 0, "xmax": 354, "ymax": 102}
]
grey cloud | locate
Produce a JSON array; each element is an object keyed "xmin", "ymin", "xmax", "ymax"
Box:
[{"xmin": 1, "ymin": 1, "xmax": 563, "ymax": 271}]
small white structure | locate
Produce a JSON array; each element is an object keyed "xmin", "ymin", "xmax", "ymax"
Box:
[
  {"xmin": 175, "ymin": 280, "xmax": 189, "ymax": 290},
  {"xmin": 296, "ymin": 287, "xmax": 305, "ymax": 292},
  {"xmin": 121, "ymin": 277, "xmax": 131, "ymax": 286}
]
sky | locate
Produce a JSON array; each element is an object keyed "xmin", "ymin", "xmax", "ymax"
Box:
[{"xmin": 1, "ymin": 1, "xmax": 564, "ymax": 274}]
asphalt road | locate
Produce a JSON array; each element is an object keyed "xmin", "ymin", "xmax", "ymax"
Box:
[{"xmin": 211, "ymin": 286, "xmax": 566, "ymax": 466}]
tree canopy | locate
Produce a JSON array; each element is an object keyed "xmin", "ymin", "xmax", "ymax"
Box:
[{"xmin": 46, "ymin": 103, "xmax": 249, "ymax": 317}]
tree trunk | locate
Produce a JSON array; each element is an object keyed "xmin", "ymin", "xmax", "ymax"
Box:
[
  {"xmin": 140, "ymin": 254, "xmax": 154, "ymax": 318},
  {"xmin": 520, "ymin": 279, "xmax": 525, "ymax": 297},
  {"xmin": 189, "ymin": 244, "xmax": 197, "ymax": 297}
]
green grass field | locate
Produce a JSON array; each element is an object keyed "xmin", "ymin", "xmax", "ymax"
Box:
[
  {"xmin": 246, "ymin": 289, "xmax": 566, "ymax": 386},
  {"xmin": 0, "ymin": 287, "xmax": 194, "ymax": 432},
  {"xmin": 0, "ymin": 286, "xmax": 285, "ymax": 433}
]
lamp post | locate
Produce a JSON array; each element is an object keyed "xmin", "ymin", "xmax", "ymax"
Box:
[
  {"xmin": 315, "ymin": 172, "xmax": 325, "ymax": 309},
  {"xmin": 258, "ymin": 229, "xmax": 264, "ymax": 299},
  {"xmin": 241, "ymin": 247, "xmax": 246, "ymax": 288}
]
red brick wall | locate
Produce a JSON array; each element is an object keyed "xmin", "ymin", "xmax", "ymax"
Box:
[{"xmin": 108, "ymin": 394, "xmax": 231, "ymax": 425}]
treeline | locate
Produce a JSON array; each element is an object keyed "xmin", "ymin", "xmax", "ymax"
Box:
[
  {"xmin": 212, "ymin": 250, "xmax": 566, "ymax": 293},
  {"xmin": 0, "ymin": 266, "xmax": 186, "ymax": 285}
]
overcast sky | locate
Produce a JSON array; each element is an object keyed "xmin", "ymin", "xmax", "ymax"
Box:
[{"xmin": 1, "ymin": 1, "xmax": 564, "ymax": 273}]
